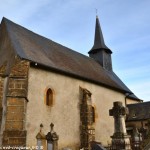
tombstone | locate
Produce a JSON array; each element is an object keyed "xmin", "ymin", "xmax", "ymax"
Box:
[
  {"xmin": 109, "ymin": 101, "xmax": 131, "ymax": 150},
  {"xmin": 46, "ymin": 123, "xmax": 59, "ymax": 150},
  {"xmin": 139, "ymin": 126, "xmax": 147, "ymax": 140},
  {"xmin": 132, "ymin": 127, "xmax": 142, "ymax": 142},
  {"xmin": 36, "ymin": 124, "xmax": 46, "ymax": 150}
]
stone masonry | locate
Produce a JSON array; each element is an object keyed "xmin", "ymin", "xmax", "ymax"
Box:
[
  {"xmin": 0, "ymin": 62, "xmax": 7, "ymax": 145},
  {"xmin": 80, "ymin": 88, "xmax": 95, "ymax": 150},
  {"xmin": 0, "ymin": 57, "xmax": 30, "ymax": 147}
]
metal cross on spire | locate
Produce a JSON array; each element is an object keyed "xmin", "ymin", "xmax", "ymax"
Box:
[{"xmin": 95, "ymin": 8, "xmax": 98, "ymax": 16}]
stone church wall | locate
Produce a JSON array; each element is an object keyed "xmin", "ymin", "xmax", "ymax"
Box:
[{"xmin": 26, "ymin": 67, "xmax": 126, "ymax": 149}]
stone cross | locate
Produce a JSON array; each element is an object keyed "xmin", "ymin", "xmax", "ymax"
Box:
[
  {"xmin": 109, "ymin": 101, "xmax": 129, "ymax": 135},
  {"xmin": 109, "ymin": 101, "xmax": 131, "ymax": 150}
]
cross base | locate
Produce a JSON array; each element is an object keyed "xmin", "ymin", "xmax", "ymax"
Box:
[{"xmin": 111, "ymin": 134, "xmax": 131, "ymax": 150}]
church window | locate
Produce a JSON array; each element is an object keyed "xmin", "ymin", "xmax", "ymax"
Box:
[{"xmin": 45, "ymin": 88, "xmax": 53, "ymax": 106}]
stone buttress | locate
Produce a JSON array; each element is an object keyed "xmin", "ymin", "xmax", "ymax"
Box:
[{"xmin": 0, "ymin": 57, "xmax": 29, "ymax": 147}]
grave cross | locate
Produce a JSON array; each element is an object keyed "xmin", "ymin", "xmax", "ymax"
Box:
[
  {"xmin": 109, "ymin": 101, "xmax": 129, "ymax": 135},
  {"xmin": 109, "ymin": 101, "xmax": 131, "ymax": 150},
  {"xmin": 109, "ymin": 101, "xmax": 129, "ymax": 118}
]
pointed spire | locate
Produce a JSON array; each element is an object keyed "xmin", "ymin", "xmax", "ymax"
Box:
[
  {"xmin": 88, "ymin": 16, "xmax": 113, "ymax": 71},
  {"xmin": 88, "ymin": 16, "xmax": 112, "ymax": 54}
]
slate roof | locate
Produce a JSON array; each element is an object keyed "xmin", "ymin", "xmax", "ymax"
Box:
[
  {"xmin": 126, "ymin": 102, "xmax": 150, "ymax": 121},
  {"xmin": 0, "ymin": 17, "xmax": 140, "ymax": 100}
]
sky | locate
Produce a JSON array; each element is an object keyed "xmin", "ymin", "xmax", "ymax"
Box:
[{"xmin": 0, "ymin": 0, "xmax": 150, "ymax": 101}]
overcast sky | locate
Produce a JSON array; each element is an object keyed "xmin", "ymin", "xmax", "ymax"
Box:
[{"xmin": 0, "ymin": 0, "xmax": 150, "ymax": 101}]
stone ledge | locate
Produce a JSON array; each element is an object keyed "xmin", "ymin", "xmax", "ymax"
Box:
[{"xmin": 7, "ymin": 89, "xmax": 27, "ymax": 97}]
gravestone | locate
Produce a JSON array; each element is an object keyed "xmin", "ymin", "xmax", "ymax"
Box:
[
  {"xmin": 46, "ymin": 123, "xmax": 59, "ymax": 150},
  {"xmin": 36, "ymin": 124, "xmax": 46, "ymax": 150},
  {"xmin": 109, "ymin": 101, "xmax": 131, "ymax": 150}
]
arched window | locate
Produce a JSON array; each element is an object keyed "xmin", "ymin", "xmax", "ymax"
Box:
[{"xmin": 46, "ymin": 88, "xmax": 53, "ymax": 106}]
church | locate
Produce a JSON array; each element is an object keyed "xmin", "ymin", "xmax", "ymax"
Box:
[{"xmin": 0, "ymin": 16, "xmax": 147, "ymax": 149}]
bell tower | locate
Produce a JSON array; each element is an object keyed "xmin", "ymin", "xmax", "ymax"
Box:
[{"xmin": 88, "ymin": 16, "xmax": 113, "ymax": 71}]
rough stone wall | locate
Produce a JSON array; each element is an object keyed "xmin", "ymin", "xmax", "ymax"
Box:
[
  {"xmin": 1, "ymin": 57, "xmax": 29, "ymax": 146},
  {"xmin": 80, "ymin": 88, "xmax": 95, "ymax": 150}
]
